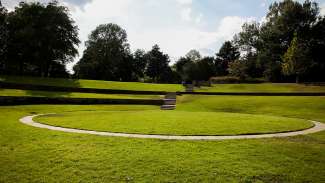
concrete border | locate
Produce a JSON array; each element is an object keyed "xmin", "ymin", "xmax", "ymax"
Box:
[{"xmin": 20, "ymin": 114, "xmax": 325, "ymax": 141}]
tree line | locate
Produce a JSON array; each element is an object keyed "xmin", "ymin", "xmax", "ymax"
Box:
[{"xmin": 1, "ymin": 0, "xmax": 324, "ymax": 83}]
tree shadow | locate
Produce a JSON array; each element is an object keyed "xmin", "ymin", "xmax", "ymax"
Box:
[{"xmin": 0, "ymin": 75, "xmax": 81, "ymax": 98}]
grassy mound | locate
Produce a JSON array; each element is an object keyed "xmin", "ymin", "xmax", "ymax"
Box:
[
  {"xmin": 177, "ymin": 95, "xmax": 325, "ymax": 122},
  {"xmin": 35, "ymin": 110, "xmax": 312, "ymax": 136},
  {"xmin": 0, "ymin": 75, "xmax": 183, "ymax": 92},
  {"xmin": 0, "ymin": 89, "xmax": 162, "ymax": 99},
  {"xmin": 196, "ymin": 83, "xmax": 325, "ymax": 92}
]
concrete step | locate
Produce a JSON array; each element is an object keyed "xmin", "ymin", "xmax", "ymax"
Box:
[
  {"xmin": 163, "ymin": 99, "xmax": 176, "ymax": 105},
  {"xmin": 160, "ymin": 105, "xmax": 176, "ymax": 110}
]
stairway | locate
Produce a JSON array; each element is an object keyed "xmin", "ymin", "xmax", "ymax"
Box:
[{"xmin": 161, "ymin": 92, "xmax": 176, "ymax": 110}]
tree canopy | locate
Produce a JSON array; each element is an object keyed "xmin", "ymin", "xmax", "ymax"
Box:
[{"xmin": 1, "ymin": 1, "xmax": 79, "ymax": 77}]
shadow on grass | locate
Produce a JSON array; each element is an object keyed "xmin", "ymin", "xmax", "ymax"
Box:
[{"xmin": 0, "ymin": 75, "xmax": 81, "ymax": 98}]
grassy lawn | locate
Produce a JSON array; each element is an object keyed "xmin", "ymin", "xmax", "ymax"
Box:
[
  {"xmin": 177, "ymin": 95, "xmax": 325, "ymax": 122},
  {"xmin": 0, "ymin": 75, "xmax": 183, "ymax": 92},
  {"xmin": 1, "ymin": 82, "xmax": 325, "ymax": 182},
  {"xmin": 196, "ymin": 83, "xmax": 325, "ymax": 92},
  {"xmin": 0, "ymin": 105, "xmax": 325, "ymax": 182},
  {"xmin": 35, "ymin": 110, "xmax": 312, "ymax": 135},
  {"xmin": 0, "ymin": 89, "xmax": 162, "ymax": 99}
]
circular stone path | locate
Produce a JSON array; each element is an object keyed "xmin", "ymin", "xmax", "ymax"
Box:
[{"xmin": 20, "ymin": 114, "xmax": 325, "ymax": 141}]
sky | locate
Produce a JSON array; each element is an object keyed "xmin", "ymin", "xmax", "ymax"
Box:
[{"xmin": 2, "ymin": 0, "xmax": 325, "ymax": 72}]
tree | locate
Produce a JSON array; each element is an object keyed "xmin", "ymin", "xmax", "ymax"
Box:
[
  {"xmin": 307, "ymin": 17, "xmax": 325, "ymax": 81},
  {"xmin": 133, "ymin": 49, "xmax": 148, "ymax": 79},
  {"xmin": 4, "ymin": 1, "xmax": 79, "ymax": 77},
  {"xmin": 74, "ymin": 23, "xmax": 133, "ymax": 81},
  {"xmin": 0, "ymin": 4, "xmax": 8, "ymax": 73},
  {"xmin": 181, "ymin": 56, "xmax": 215, "ymax": 83},
  {"xmin": 233, "ymin": 22, "xmax": 261, "ymax": 54},
  {"xmin": 215, "ymin": 41, "xmax": 240, "ymax": 76},
  {"xmin": 258, "ymin": 0, "xmax": 319, "ymax": 81},
  {"xmin": 196, "ymin": 57, "xmax": 216, "ymax": 81},
  {"xmin": 185, "ymin": 49, "xmax": 201, "ymax": 62},
  {"xmin": 145, "ymin": 44, "xmax": 171, "ymax": 83},
  {"xmin": 228, "ymin": 60, "xmax": 248, "ymax": 80},
  {"xmin": 174, "ymin": 57, "xmax": 191, "ymax": 75},
  {"xmin": 174, "ymin": 49, "xmax": 201, "ymax": 81},
  {"xmin": 282, "ymin": 33, "xmax": 311, "ymax": 83}
]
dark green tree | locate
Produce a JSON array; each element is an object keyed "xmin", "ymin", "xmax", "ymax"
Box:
[
  {"xmin": 145, "ymin": 44, "xmax": 171, "ymax": 83},
  {"xmin": 174, "ymin": 49, "xmax": 201, "ymax": 81},
  {"xmin": 234, "ymin": 22, "xmax": 261, "ymax": 54},
  {"xmin": 215, "ymin": 41, "xmax": 240, "ymax": 76},
  {"xmin": 5, "ymin": 1, "xmax": 79, "ymax": 77},
  {"xmin": 0, "ymin": 4, "xmax": 8, "ymax": 73},
  {"xmin": 258, "ymin": 0, "xmax": 319, "ymax": 81},
  {"xmin": 307, "ymin": 17, "xmax": 325, "ymax": 81},
  {"xmin": 74, "ymin": 23, "xmax": 133, "ymax": 81},
  {"xmin": 133, "ymin": 49, "xmax": 148, "ymax": 79}
]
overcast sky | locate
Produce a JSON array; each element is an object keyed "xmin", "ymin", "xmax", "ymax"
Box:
[{"xmin": 2, "ymin": 0, "xmax": 325, "ymax": 72}]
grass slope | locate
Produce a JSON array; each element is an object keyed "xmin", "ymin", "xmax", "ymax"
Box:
[
  {"xmin": 197, "ymin": 83, "xmax": 325, "ymax": 93},
  {"xmin": 0, "ymin": 105, "xmax": 324, "ymax": 182},
  {"xmin": 0, "ymin": 89, "xmax": 162, "ymax": 99},
  {"xmin": 177, "ymin": 95, "xmax": 325, "ymax": 122},
  {"xmin": 36, "ymin": 110, "xmax": 312, "ymax": 135},
  {"xmin": 0, "ymin": 75, "xmax": 183, "ymax": 92}
]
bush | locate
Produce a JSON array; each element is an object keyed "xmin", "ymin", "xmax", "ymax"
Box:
[{"xmin": 210, "ymin": 76, "xmax": 265, "ymax": 84}]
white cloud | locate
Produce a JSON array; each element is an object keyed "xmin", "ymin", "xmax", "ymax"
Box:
[
  {"xmin": 176, "ymin": 0, "xmax": 193, "ymax": 5},
  {"xmin": 320, "ymin": 4, "xmax": 325, "ymax": 16},
  {"xmin": 180, "ymin": 7, "xmax": 192, "ymax": 22},
  {"xmin": 215, "ymin": 16, "xmax": 256, "ymax": 40}
]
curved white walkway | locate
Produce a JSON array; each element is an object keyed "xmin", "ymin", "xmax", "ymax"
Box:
[{"xmin": 20, "ymin": 114, "xmax": 325, "ymax": 141}]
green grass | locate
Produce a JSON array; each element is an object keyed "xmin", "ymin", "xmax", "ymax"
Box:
[
  {"xmin": 1, "ymin": 82, "xmax": 325, "ymax": 182},
  {"xmin": 177, "ymin": 95, "xmax": 325, "ymax": 122},
  {"xmin": 0, "ymin": 105, "xmax": 325, "ymax": 182},
  {"xmin": 0, "ymin": 75, "xmax": 183, "ymax": 92},
  {"xmin": 0, "ymin": 89, "xmax": 162, "ymax": 99},
  {"xmin": 197, "ymin": 83, "xmax": 325, "ymax": 92},
  {"xmin": 36, "ymin": 110, "xmax": 312, "ymax": 135}
]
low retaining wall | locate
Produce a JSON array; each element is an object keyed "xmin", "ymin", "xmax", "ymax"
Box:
[
  {"xmin": 178, "ymin": 92, "xmax": 325, "ymax": 96},
  {"xmin": 0, "ymin": 82, "xmax": 168, "ymax": 95},
  {"xmin": 0, "ymin": 96, "xmax": 164, "ymax": 106}
]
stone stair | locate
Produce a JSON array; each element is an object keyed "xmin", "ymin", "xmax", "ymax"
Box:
[{"xmin": 161, "ymin": 92, "xmax": 176, "ymax": 110}]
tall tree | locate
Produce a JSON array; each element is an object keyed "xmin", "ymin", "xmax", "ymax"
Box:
[
  {"xmin": 307, "ymin": 17, "xmax": 325, "ymax": 81},
  {"xmin": 215, "ymin": 41, "xmax": 240, "ymax": 76},
  {"xmin": 185, "ymin": 49, "xmax": 201, "ymax": 62},
  {"xmin": 258, "ymin": 0, "xmax": 319, "ymax": 81},
  {"xmin": 5, "ymin": 1, "xmax": 79, "ymax": 77},
  {"xmin": 174, "ymin": 49, "xmax": 201, "ymax": 81},
  {"xmin": 0, "ymin": 4, "xmax": 8, "ymax": 73},
  {"xmin": 133, "ymin": 49, "xmax": 148, "ymax": 79},
  {"xmin": 282, "ymin": 33, "xmax": 311, "ymax": 83},
  {"xmin": 74, "ymin": 23, "xmax": 133, "ymax": 81},
  {"xmin": 145, "ymin": 44, "xmax": 171, "ymax": 83}
]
